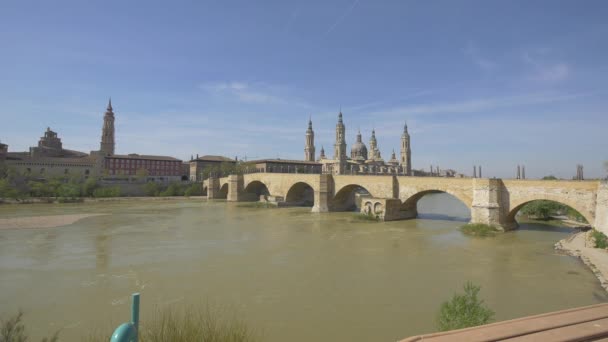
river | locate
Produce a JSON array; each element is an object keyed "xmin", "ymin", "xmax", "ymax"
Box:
[{"xmin": 0, "ymin": 194, "xmax": 606, "ymax": 341}]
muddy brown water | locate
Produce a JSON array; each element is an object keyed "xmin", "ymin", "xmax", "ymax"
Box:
[{"xmin": 0, "ymin": 194, "xmax": 606, "ymax": 341}]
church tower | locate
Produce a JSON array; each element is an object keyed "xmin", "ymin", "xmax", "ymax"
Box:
[
  {"xmin": 369, "ymin": 129, "xmax": 378, "ymax": 160},
  {"xmin": 100, "ymin": 98, "xmax": 115, "ymax": 156},
  {"xmin": 400, "ymin": 122, "xmax": 411, "ymax": 175},
  {"xmin": 333, "ymin": 111, "xmax": 346, "ymax": 161},
  {"xmin": 304, "ymin": 118, "xmax": 315, "ymax": 161}
]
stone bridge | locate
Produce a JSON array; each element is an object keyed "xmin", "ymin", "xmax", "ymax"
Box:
[{"xmin": 203, "ymin": 173, "xmax": 608, "ymax": 233}]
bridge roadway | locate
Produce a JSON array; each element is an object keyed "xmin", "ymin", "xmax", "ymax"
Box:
[
  {"xmin": 203, "ymin": 173, "xmax": 608, "ymax": 233},
  {"xmin": 399, "ymin": 303, "xmax": 608, "ymax": 342}
]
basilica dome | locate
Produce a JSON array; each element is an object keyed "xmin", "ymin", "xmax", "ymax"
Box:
[{"xmin": 350, "ymin": 131, "xmax": 368, "ymax": 160}]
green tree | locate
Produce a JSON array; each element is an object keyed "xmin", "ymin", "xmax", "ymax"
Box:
[
  {"xmin": 184, "ymin": 183, "xmax": 203, "ymax": 196},
  {"xmin": 82, "ymin": 178, "xmax": 98, "ymax": 197},
  {"xmin": 542, "ymin": 175, "xmax": 558, "ymax": 180},
  {"xmin": 28, "ymin": 181, "xmax": 51, "ymax": 197},
  {"xmin": 143, "ymin": 182, "xmax": 161, "ymax": 196},
  {"xmin": 520, "ymin": 200, "xmax": 563, "ymax": 220},
  {"xmin": 160, "ymin": 182, "xmax": 184, "ymax": 197},
  {"xmin": 93, "ymin": 186, "xmax": 121, "ymax": 198},
  {"xmin": 58, "ymin": 182, "xmax": 81, "ymax": 199},
  {"xmin": 0, "ymin": 178, "xmax": 18, "ymax": 200},
  {"xmin": 437, "ymin": 282, "xmax": 494, "ymax": 332}
]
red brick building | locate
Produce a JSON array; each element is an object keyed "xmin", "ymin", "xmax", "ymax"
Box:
[{"xmin": 104, "ymin": 154, "xmax": 182, "ymax": 181}]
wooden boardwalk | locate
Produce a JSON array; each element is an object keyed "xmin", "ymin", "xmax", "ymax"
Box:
[{"xmin": 400, "ymin": 303, "xmax": 608, "ymax": 342}]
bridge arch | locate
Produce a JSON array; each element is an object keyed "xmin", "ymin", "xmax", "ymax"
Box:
[
  {"xmin": 507, "ymin": 196, "xmax": 593, "ymax": 227},
  {"xmin": 285, "ymin": 182, "xmax": 315, "ymax": 207},
  {"xmin": 400, "ymin": 190, "xmax": 472, "ymax": 221},
  {"xmin": 243, "ymin": 180, "xmax": 270, "ymax": 201},
  {"xmin": 332, "ymin": 184, "xmax": 372, "ymax": 211},
  {"xmin": 217, "ymin": 183, "xmax": 228, "ymax": 199}
]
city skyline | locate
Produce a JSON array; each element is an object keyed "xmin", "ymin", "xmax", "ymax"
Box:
[{"xmin": 1, "ymin": 1, "xmax": 607, "ymax": 179}]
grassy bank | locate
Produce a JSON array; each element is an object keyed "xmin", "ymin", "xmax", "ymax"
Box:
[
  {"xmin": 353, "ymin": 211, "xmax": 380, "ymax": 222},
  {"xmin": 3, "ymin": 305, "xmax": 259, "ymax": 342},
  {"xmin": 460, "ymin": 223, "xmax": 500, "ymax": 237}
]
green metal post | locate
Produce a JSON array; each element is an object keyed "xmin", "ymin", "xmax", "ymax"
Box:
[{"xmin": 132, "ymin": 293, "xmax": 140, "ymax": 341}]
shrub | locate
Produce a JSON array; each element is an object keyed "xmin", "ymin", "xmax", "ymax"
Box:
[
  {"xmin": 57, "ymin": 183, "xmax": 81, "ymax": 199},
  {"xmin": 160, "ymin": 183, "xmax": 184, "ymax": 197},
  {"xmin": 437, "ymin": 282, "xmax": 494, "ymax": 332},
  {"xmin": 143, "ymin": 182, "xmax": 161, "ymax": 197},
  {"xmin": 82, "ymin": 178, "xmax": 98, "ymax": 197},
  {"xmin": 93, "ymin": 186, "xmax": 121, "ymax": 198},
  {"xmin": 354, "ymin": 211, "xmax": 379, "ymax": 221},
  {"xmin": 86, "ymin": 305, "xmax": 259, "ymax": 342},
  {"xmin": 184, "ymin": 183, "xmax": 202, "ymax": 197},
  {"xmin": 460, "ymin": 223, "xmax": 499, "ymax": 237},
  {"xmin": 1, "ymin": 311, "xmax": 59, "ymax": 342},
  {"xmin": 591, "ymin": 229, "xmax": 608, "ymax": 249}
]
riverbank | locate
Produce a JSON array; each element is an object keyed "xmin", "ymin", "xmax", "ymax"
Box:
[
  {"xmin": 0, "ymin": 195, "xmax": 207, "ymax": 205},
  {"xmin": 556, "ymin": 231, "xmax": 608, "ymax": 292},
  {"xmin": 0, "ymin": 213, "xmax": 108, "ymax": 230}
]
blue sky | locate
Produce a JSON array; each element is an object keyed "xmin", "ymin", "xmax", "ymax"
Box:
[{"xmin": 1, "ymin": 0, "xmax": 607, "ymax": 179}]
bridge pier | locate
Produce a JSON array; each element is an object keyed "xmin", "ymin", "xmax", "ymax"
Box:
[
  {"xmin": 596, "ymin": 182, "xmax": 608, "ymax": 235},
  {"xmin": 227, "ymin": 175, "xmax": 244, "ymax": 202},
  {"xmin": 311, "ymin": 174, "xmax": 330, "ymax": 212},
  {"xmin": 470, "ymin": 178, "xmax": 513, "ymax": 231},
  {"xmin": 206, "ymin": 177, "xmax": 221, "ymax": 199}
]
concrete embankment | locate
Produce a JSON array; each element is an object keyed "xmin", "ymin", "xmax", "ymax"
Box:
[{"xmin": 556, "ymin": 231, "xmax": 608, "ymax": 292}]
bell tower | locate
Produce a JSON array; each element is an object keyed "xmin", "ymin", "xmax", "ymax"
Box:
[
  {"xmin": 400, "ymin": 122, "xmax": 411, "ymax": 175},
  {"xmin": 100, "ymin": 98, "xmax": 115, "ymax": 156},
  {"xmin": 333, "ymin": 111, "xmax": 346, "ymax": 161},
  {"xmin": 304, "ymin": 118, "xmax": 315, "ymax": 161}
]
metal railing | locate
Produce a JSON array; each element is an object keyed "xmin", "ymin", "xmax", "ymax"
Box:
[{"xmin": 111, "ymin": 293, "xmax": 140, "ymax": 342}]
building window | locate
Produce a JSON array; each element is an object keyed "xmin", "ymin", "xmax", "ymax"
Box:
[{"xmin": 85, "ymin": 169, "xmax": 90, "ymax": 175}]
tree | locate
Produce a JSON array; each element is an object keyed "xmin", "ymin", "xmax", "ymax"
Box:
[
  {"xmin": 57, "ymin": 182, "xmax": 81, "ymax": 199},
  {"xmin": 0, "ymin": 178, "xmax": 18, "ymax": 200},
  {"xmin": 542, "ymin": 175, "xmax": 558, "ymax": 180},
  {"xmin": 135, "ymin": 168, "xmax": 149, "ymax": 180},
  {"xmin": 184, "ymin": 183, "xmax": 203, "ymax": 196},
  {"xmin": 520, "ymin": 200, "xmax": 563, "ymax": 220},
  {"xmin": 82, "ymin": 178, "xmax": 98, "ymax": 197},
  {"xmin": 437, "ymin": 282, "xmax": 494, "ymax": 331},
  {"xmin": 143, "ymin": 182, "xmax": 161, "ymax": 196}
]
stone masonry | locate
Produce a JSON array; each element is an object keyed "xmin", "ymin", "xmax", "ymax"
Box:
[{"xmin": 207, "ymin": 173, "xmax": 608, "ymax": 233}]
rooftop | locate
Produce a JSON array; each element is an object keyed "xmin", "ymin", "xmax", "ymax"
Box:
[
  {"xmin": 249, "ymin": 158, "xmax": 322, "ymax": 166},
  {"xmin": 111, "ymin": 154, "xmax": 181, "ymax": 161},
  {"xmin": 193, "ymin": 155, "xmax": 236, "ymax": 162}
]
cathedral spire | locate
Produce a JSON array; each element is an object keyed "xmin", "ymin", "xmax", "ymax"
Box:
[
  {"xmin": 100, "ymin": 99, "xmax": 116, "ymax": 156},
  {"xmin": 304, "ymin": 117, "xmax": 315, "ymax": 161},
  {"xmin": 400, "ymin": 120, "xmax": 411, "ymax": 175}
]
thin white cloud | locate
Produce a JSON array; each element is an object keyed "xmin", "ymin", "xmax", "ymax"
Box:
[
  {"xmin": 200, "ymin": 81, "xmax": 287, "ymax": 105},
  {"xmin": 367, "ymin": 92, "xmax": 590, "ymax": 118},
  {"xmin": 325, "ymin": 0, "xmax": 360, "ymax": 35},
  {"xmin": 522, "ymin": 52, "xmax": 571, "ymax": 83},
  {"xmin": 463, "ymin": 42, "xmax": 497, "ymax": 71}
]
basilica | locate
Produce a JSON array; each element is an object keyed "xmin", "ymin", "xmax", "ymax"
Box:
[{"xmin": 304, "ymin": 111, "xmax": 412, "ymax": 175}]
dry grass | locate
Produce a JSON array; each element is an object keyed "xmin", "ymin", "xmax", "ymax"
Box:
[{"xmin": 87, "ymin": 304, "xmax": 259, "ymax": 342}]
